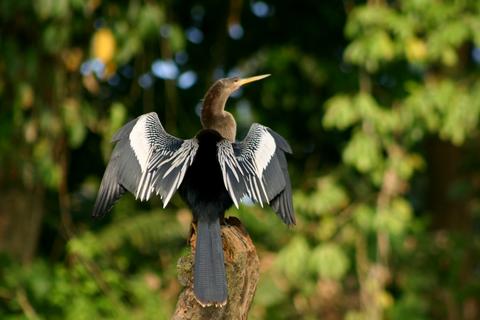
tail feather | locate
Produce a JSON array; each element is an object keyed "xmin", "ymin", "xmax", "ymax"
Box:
[{"xmin": 194, "ymin": 218, "xmax": 227, "ymax": 306}]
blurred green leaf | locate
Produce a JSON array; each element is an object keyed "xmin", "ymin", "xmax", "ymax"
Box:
[
  {"xmin": 323, "ymin": 95, "xmax": 358, "ymax": 130},
  {"xmin": 138, "ymin": 4, "xmax": 165, "ymax": 38},
  {"xmin": 375, "ymin": 198, "xmax": 412, "ymax": 237},
  {"xmin": 309, "ymin": 243, "xmax": 349, "ymax": 280},
  {"xmin": 294, "ymin": 176, "xmax": 349, "ymax": 217},
  {"xmin": 34, "ymin": 0, "xmax": 70, "ymax": 19},
  {"xmin": 275, "ymin": 236, "xmax": 310, "ymax": 284},
  {"xmin": 344, "ymin": 30, "xmax": 395, "ymax": 72},
  {"xmin": 354, "ymin": 204, "xmax": 375, "ymax": 232},
  {"xmin": 254, "ymin": 274, "xmax": 286, "ymax": 307},
  {"xmin": 343, "ymin": 130, "xmax": 382, "ymax": 173},
  {"xmin": 168, "ymin": 24, "xmax": 186, "ymax": 52},
  {"xmin": 62, "ymin": 99, "xmax": 87, "ymax": 148}
]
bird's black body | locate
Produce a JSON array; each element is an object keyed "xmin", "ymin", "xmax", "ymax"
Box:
[
  {"xmin": 92, "ymin": 75, "xmax": 295, "ymax": 307},
  {"xmin": 179, "ymin": 129, "xmax": 233, "ymax": 216},
  {"xmin": 179, "ymin": 129, "xmax": 234, "ymax": 305}
]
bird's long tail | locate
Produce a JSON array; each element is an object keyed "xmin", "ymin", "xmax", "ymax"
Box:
[{"xmin": 194, "ymin": 216, "xmax": 228, "ymax": 306}]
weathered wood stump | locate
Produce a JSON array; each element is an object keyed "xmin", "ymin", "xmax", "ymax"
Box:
[{"xmin": 172, "ymin": 217, "xmax": 259, "ymax": 320}]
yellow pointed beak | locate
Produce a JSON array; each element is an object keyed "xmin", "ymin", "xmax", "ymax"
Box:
[{"xmin": 237, "ymin": 74, "xmax": 270, "ymax": 87}]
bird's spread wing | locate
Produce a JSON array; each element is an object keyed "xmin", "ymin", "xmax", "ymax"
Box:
[
  {"xmin": 217, "ymin": 123, "xmax": 295, "ymax": 225},
  {"xmin": 92, "ymin": 112, "xmax": 198, "ymax": 217}
]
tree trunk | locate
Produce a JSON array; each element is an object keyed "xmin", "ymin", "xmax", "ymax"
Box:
[
  {"xmin": 426, "ymin": 137, "xmax": 468, "ymax": 230},
  {"xmin": 0, "ymin": 187, "xmax": 44, "ymax": 263},
  {"xmin": 172, "ymin": 217, "xmax": 259, "ymax": 320}
]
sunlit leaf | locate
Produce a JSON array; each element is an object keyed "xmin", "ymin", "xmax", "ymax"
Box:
[
  {"xmin": 323, "ymin": 95, "xmax": 358, "ymax": 129},
  {"xmin": 353, "ymin": 204, "xmax": 375, "ymax": 232},
  {"xmin": 406, "ymin": 37, "xmax": 427, "ymax": 63},
  {"xmin": 344, "ymin": 30, "xmax": 395, "ymax": 72},
  {"xmin": 309, "ymin": 243, "xmax": 350, "ymax": 280},
  {"xmin": 92, "ymin": 28, "xmax": 116, "ymax": 64},
  {"xmin": 294, "ymin": 177, "xmax": 349, "ymax": 217},
  {"xmin": 343, "ymin": 130, "xmax": 382, "ymax": 173},
  {"xmin": 375, "ymin": 198, "xmax": 412, "ymax": 237}
]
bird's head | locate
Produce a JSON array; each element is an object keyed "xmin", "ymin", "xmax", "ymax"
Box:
[
  {"xmin": 201, "ymin": 74, "xmax": 270, "ymax": 141},
  {"xmin": 218, "ymin": 74, "xmax": 271, "ymax": 96}
]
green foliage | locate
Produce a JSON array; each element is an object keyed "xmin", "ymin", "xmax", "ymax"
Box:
[
  {"xmin": 275, "ymin": 236, "xmax": 310, "ymax": 284},
  {"xmin": 403, "ymin": 79, "xmax": 480, "ymax": 145},
  {"xmin": 343, "ymin": 129, "xmax": 383, "ymax": 174},
  {"xmin": 324, "ymin": 94, "xmax": 359, "ymax": 130},
  {"xmin": 376, "ymin": 198, "xmax": 412, "ymax": 238},
  {"xmin": 309, "ymin": 243, "xmax": 350, "ymax": 280},
  {"xmin": 294, "ymin": 177, "xmax": 349, "ymax": 217},
  {"xmin": 1, "ymin": 210, "xmax": 184, "ymax": 319}
]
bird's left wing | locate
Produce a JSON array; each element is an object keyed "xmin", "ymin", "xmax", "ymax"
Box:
[
  {"xmin": 92, "ymin": 112, "xmax": 198, "ymax": 217},
  {"xmin": 217, "ymin": 123, "xmax": 295, "ymax": 225}
]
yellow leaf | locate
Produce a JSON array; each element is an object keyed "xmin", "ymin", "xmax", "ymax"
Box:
[
  {"xmin": 91, "ymin": 28, "xmax": 116, "ymax": 63},
  {"xmin": 406, "ymin": 38, "xmax": 427, "ymax": 62},
  {"xmin": 442, "ymin": 48, "xmax": 457, "ymax": 67},
  {"xmin": 378, "ymin": 290, "xmax": 394, "ymax": 308},
  {"xmin": 19, "ymin": 83, "xmax": 34, "ymax": 109}
]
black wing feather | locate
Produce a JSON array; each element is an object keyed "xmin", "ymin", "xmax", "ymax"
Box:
[
  {"xmin": 92, "ymin": 112, "xmax": 198, "ymax": 217},
  {"xmin": 270, "ymin": 145, "xmax": 295, "ymax": 224},
  {"xmin": 218, "ymin": 123, "xmax": 295, "ymax": 225}
]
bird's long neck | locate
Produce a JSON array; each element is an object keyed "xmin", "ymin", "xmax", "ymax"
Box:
[{"xmin": 201, "ymin": 82, "xmax": 236, "ymax": 141}]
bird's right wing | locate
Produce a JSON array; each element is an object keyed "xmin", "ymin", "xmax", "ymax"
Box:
[
  {"xmin": 217, "ymin": 123, "xmax": 295, "ymax": 225},
  {"xmin": 92, "ymin": 112, "xmax": 198, "ymax": 217}
]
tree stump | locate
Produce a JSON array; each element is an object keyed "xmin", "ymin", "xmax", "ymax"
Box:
[{"xmin": 172, "ymin": 217, "xmax": 259, "ymax": 320}]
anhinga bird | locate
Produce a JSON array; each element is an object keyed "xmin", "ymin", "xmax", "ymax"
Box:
[{"xmin": 92, "ymin": 74, "xmax": 295, "ymax": 307}]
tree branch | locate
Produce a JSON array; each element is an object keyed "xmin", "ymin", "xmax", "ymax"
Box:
[{"xmin": 172, "ymin": 217, "xmax": 259, "ymax": 320}]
